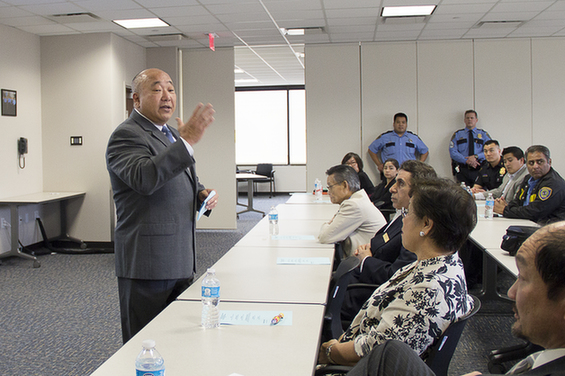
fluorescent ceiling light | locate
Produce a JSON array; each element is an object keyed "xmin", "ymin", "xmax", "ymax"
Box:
[
  {"xmin": 113, "ymin": 18, "xmax": 169, "ymax": 29},
  {"xmin": 235, "ymin": 78, "xmax": 259, "ymax": 83},
  {"xmin": 234, "ymin": 67, "xmax": 245, "ymax": 74},
  {"xmin": 381, "ymin": 5, "xmax": 436, "ymax": 17},
  {"xmin": 281, "ymin": 28, "xmax": 305, "ymax": 36}
]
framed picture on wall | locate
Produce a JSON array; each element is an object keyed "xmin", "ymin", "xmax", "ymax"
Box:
[{"xmin": 2, "ymin": 89, "xmax": 17, "ymax": 116}]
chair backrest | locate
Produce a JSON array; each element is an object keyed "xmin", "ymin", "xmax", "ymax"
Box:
[
  {"xmin": 322, "ymin": 256, "xmax": 360, "ymax": 342},
  {"xmin": 422, "ymin": 294, "xmax": 481, "ymax": 376},
  {"xmin": 256, "ymin": 163, "xmax": 273, "ymax": 177}
]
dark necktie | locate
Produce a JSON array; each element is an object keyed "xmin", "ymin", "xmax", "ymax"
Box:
[
  {"xmin": 161, "ymin": 125, "xmax": 175, "ymax": 143},
  {"xmin": 468, "ymin": 130, "xmax": 475, "ymax": 156}
]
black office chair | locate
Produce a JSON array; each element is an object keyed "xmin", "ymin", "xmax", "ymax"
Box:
[
  {"xmin": 421, "ymin": 294, "xmax": 481, "ymax": 376},
  {"xmin": 253, "ymin": 163, "xmax": 276, "ymax": 197},
  {"xmin": 316, "ymin": 294, "xmax": 481, "ymax": 376},
  {"xmin": 321, "ymin": 256, "xmax": 360, "ymax": 343},
  {"xmin": 372, "ymin": 200, "xmax": 396, "ymax": 223},
  {"xmin": 487, "ymin": 341, "xmax": 544, "ymax": 374}
]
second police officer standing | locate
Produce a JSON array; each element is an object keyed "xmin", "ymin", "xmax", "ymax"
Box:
[{"xmin": 449, "ymin": 109, "xmax": 492, "ymax": 187}]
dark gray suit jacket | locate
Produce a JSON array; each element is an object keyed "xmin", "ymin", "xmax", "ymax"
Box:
[{"xmin": 106, "ymin": 110, "xmax": 205, "ymax": 280}]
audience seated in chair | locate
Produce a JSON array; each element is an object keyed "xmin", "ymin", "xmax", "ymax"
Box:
[
  {"xmin": 318, "ymin": 165, "xmax": 386, "ymax": 257},
  {"xmin": 345, "ymin": 221, "xmax": 565, "ymax": 376},
  {"xmin": 342, "ymin": 152, "xmax": 375, "ymax": 196},
  {"xmin": 370, "ymin": 158, "xmax": 398, "ymax": 210},
  {"xmin": 317, "ymin": 177, "xmax": 476, "ymax": 368},
  {"xmin": 341, "ymin": 160, "xmax": 436, "ymax": 323}
]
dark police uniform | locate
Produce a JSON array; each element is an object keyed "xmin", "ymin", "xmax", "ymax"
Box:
[
  {"xmin": 369, "ymin": 130, "xmax": 428, "ymax": 167},
  {"xmin": 504, "ymin": 168, "xmax": 565, "ymax": 224},
  {"xmin": 474, "ymin": 159, "xmax": 506, "ymax": 191},
  {"xmin": 449, "ymin": 127, "xmax": 491, "ymax": 187}
]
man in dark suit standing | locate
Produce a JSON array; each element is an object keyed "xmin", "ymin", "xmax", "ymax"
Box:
[
  {"xmin": 345, "ymin": 221, "xmax": 565, "ymax": 376},
  {"xmin": 106, "ymin": 68, "xmax": 218, "ymax": 343}
]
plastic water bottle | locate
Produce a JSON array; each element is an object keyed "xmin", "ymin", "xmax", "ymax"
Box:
[
  {"xmin": 201, "ymin": 268, "xmax": 220, "ymax": 329},
  {"xmin": 485, "ymin": 192, "xmax": 494, "ymax": 220},
  {"xmin": 268, "ymin": 206, "xmax": 279, "ymax": 236},
  {"xmin": 315, "ymin": 178, "xmax": 323, "ymax": 201},
  {"xmin": 135, "ymin": 339, "xmax": 165, "ymax": 376},
  {"xmin": 460, "ymin": 182, "xmax": 473, "ymax": 196}
]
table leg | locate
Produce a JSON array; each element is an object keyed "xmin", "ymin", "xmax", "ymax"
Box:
[
  {"xmin": 0, "ymin": 204, "xmax": 40, "ymax": 267},
  {"xmin": 476, "ymin": 250, "xmax": 511, "ymax": 302},
  {"xmin": 236, "ymin": 179, "xmax": 265, "ymax": 216}
]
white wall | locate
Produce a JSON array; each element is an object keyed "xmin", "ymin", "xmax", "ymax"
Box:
[
  {"xmin": 41, "ymin": 33, "xmax": 145, "ymax": 243},
  {"xmin": 182, "ymin": 48, "xmax": 237, "ymax": 230},
  {"xmin": 0, "ymin": 25, "xmax": 44, "ymax": 253},
  {"xmin": 305, "ymin": 44, "xmax": 361, "ymax": 191},
  {"xmin": 305, "ymin": 38, "xmax": 565, "ymax": 187}
]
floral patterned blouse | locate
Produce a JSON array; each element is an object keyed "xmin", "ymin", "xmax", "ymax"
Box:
[{"xmin": 341, "ymin": 252, "xmax": 473, "ymax": 357}]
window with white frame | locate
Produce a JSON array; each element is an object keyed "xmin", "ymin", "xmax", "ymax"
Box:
[{"xmin": 235, "ymin": 87, "xmax": 306, "ymax": 165}]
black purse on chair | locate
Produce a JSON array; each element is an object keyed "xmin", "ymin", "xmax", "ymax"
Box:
[{"xmin": 500, "ymin": 226, "xmax": 539, "ymax": 256}]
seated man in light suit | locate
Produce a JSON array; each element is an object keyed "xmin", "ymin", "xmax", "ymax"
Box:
[
  {"xmin": 474, "ymin": 146, "xmax": 527, "ymax": 202},
  {"xmin": 345, "ymin": 221, "xmax": 565, "ymax": 376},
  {"xmin": 318, "ymin": 164, "xmax": 386, "ymax": 257},
  {"xmin": 341, "ymin": 160, "xmax": 437, "ymax": 322}
]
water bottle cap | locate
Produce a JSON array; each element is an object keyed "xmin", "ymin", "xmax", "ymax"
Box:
[
  {"xmin": 207, "ymin": 268, "xmax": 215, "ymax": 274},
  {"xmin": 142, "ymin": 339, "xmax": 155, "ymax": 349}
]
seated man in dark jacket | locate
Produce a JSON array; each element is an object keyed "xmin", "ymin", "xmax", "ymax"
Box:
[
  {"xmin": 341, "ymin": 160, "xmax": 436, "ymax": 322},
  {"xmin": 494, "ymin": 145, "xmax": 565, "ymax": 224}
]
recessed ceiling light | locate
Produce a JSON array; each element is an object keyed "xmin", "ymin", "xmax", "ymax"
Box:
[
  {"xmin": 113, "ymin": 18, "xmax": 169, "ymax": 29},
  {"xmin": 381, "ymin": 5, "xmax": 436, "ymax": 17}
]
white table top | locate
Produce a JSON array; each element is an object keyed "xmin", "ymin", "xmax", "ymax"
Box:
[
  {"xmin": 0, "ymin": 191, "xmax": 85, "ymax": 204},
  {"xmin": 236, "ymin": 172, "xmax": 269, "ymax": 180},
  {"xmin": 90, "ymin": 301, "xmax": 325, "ymax": 376},
  {"xmin": 235, "ymin": 217, "xmax": 332, "ymax": 249},
  {"xmin": 178, "ymin": 246, "xmax": 334, "ymax": 304},
  {"xmin": 470, "ymin": 217, "xmax": 538, "ymax": 250},
  {"xmin": 286, "ymin": 192, "xmax": 333, "ymax": 204},
  {"xmin": 274, "ymin": 203, "xmax": 338, "ymax": 220}
]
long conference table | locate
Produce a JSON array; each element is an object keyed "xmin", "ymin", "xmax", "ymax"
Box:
[
  {"xmin": 470, "ymin": 202, "xmax": 536, "ymax": 301},
  {"xmin": 91, "ymin": 194, "xmax": 532, "ymax": 375},
  {"xmin": 91, "ymin": 194, "xmax": 338, "ymax": 376}
]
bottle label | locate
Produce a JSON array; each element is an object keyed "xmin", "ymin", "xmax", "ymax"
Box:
[
  {"xmin": 136, "ymin": 370, "xmax": 165, "ymax": 376},
  {"xmin": 202, "ymin": 286, "xmax": 220, "ymax": 298},
  {"xmin": 268, "ymin": 213, "xmax": 278, "ymax": 221}
]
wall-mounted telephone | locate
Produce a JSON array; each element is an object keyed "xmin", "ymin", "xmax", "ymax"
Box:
[
  {"xmin": 18, "ymin": 137, "xmax": 27, "ymax": 169},
  {"xmin": 18, "ymin": 137, "xmax": 28, "ymax": 155}
]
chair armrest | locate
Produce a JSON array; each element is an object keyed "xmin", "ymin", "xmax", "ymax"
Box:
[
  {"xmin": 315, "ymin": 365, "xmax": 353, "ymax": 376},
  {"xmin": 346, "ymin": 283, "xmax": 379, "ymax": 291}
]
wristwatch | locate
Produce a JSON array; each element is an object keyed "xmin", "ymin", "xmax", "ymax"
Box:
[{"xmin": 326, "ymin": 343, "xmax": 336, "ymax": 364}]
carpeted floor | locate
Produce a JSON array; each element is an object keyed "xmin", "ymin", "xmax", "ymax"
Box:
[{"xmin": 0, "ymin": 193, "xmax": 524, "ymax": 376}]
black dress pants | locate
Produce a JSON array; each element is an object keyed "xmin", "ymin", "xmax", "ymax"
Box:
[{"xmin": 118, "ymin": 277, "xmax": 193, "ymax": 343}]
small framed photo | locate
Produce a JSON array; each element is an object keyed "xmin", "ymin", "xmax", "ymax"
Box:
[{"xmin": 2, "ymin": 89, "xmax": 17, "ymax": 116}]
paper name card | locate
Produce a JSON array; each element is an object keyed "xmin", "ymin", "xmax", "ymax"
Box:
[
  {"xmin": 277, "ymin": 257, "xmax": 331, "ymax": 265},
  {"xmin": 220, "ymin": 310, "xmax": 292, "ymax": 326},
  {"xmin": 270, "ymin": 235, "xmax": 316, "ymax": 241}
]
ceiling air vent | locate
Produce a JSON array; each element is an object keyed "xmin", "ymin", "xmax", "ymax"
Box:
[
  {"xmin": 49, "ymin": 13, "xmax": 101, "ymax": 24},
  {"xmin": 146, "ymin": 34, "xmax": 187, "ymax": 42},
  {"xmin": 476, "ymin": 21, "xmax": 524, "ymax": 28}
]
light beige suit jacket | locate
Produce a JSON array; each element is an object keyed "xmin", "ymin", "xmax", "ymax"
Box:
[{"xmin": 318, "ymin": 189, "xmax": 386, "ymax": 256}]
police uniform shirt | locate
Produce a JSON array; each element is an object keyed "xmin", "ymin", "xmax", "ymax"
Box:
[
  {"xmin": 504, "ymin": 168, "xmax": 565, "ymax": 224},
  {"xmin": 449, "ymin": 127, "xmax": 491, "ymax": 164},
  {"xmin": 368, "ymin": 130, "xmax": 428, "ymax": 166},
  {"xmin": 475, "ymin": 159, "xmax": 506, "ymax": 191}
]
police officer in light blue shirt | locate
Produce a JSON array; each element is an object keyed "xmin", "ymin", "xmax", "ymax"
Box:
[
  {"xmin": 449, "ymin": 110, "xmax": 492, "ymax": 187},
  {"xmin": 368, "ymin": 113, "xmax": 429, "ymax": 175}
]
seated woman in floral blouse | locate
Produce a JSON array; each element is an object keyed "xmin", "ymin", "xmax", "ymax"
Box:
[{"xmin": 318, "ymin": 177, "xmax": 476, "ymax": 366}]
